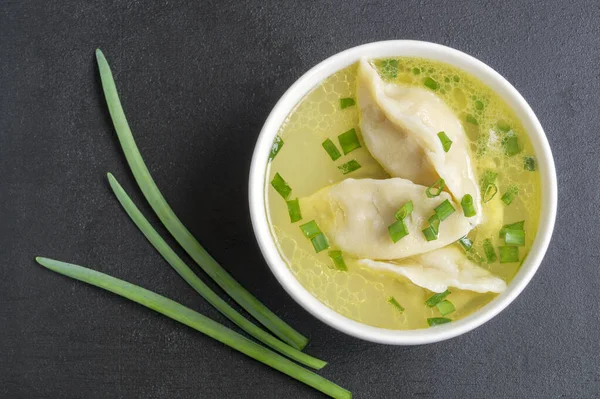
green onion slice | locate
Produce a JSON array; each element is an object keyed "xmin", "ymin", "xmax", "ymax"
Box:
[
  {"xmin": 524, "ymin": 156, "xmax": 536, "ymax": 171},
  {"xmin": 328, "ymin": 250, "xmax": 347, "ymax": 271},
  {"xmin": 106, "ymin": 174, "xmax": 323, "ymax": 369},
  {"xmin": 300, "ymin": 220, "xmax": 321, "ymax": 239},
  {"xmin": 379, "ymin": 59, "xmax": 399, "ymax": 79},
  {"xmin": 286, "ymin": 198, "xmax": 302, "ymax": 223},
  {"xmin": 503, "ymin": 134, "xmax": 521, "ymax": 156},
  {"xmin": 422, "ymin": 226, "xmax": 438, "ymax": 242},
  {"xmin": 483, "ymin": 238, "xmax": 497, "ymax": 263},
  {"xmin": 458, "ymin": 236, "xmax": 473, "ymax": 252},
  {"xmin": 500, "ymin": 185, "xmax": 519, "ymax": 206},
  {"xmin": 499, "ymin": 246, "xmax": 520, "ymax": 263},
  {"xmin": 437, "ymin": 131, "xmax": 453, "ymax": 152},
  {"xmin": 429, "ymin": 214, "xmax": 440, "ymax": 235},
  {"xmin": 434, "ymin": 199, "xmax": 455, "ymax": 221},
  {"xmin": 480, "ymin": 170, "xmax": 497, "ymax": 193},
  {"xmin": 394, "ymin": 201, "xmax": 413, "ymax": 220},
  {"xmin": 483, "ymin": 183, "xmax": 498, "ymax": 203},
  {"xmin": 95, "ymin": 49, "xmax": 308, "ymax": 350},
  {"xmin": 424, "ymin": 77, "xmax": 439, "ymax": 90},
  {"xmin": 337, "ymin": 128, "xmax": 361, "ymax": 155},
  {"xmin": 428, "ymin": 317, "xmax": 452, "ymax": 326},
  {"xmin": 504, "ymin": 229, "xmax": 525, "ymax": 246},
  {"xmin": 271, "ymin": 173, "xmax": 292, "ymax": 199},
  {"xmin": 321, "ymin": 139, "xmax": 342, "ymax": 161},
  {"xmin": 269, "ymin": 136, "xmax": 284, "ymax": 162},
  {"xmin": 461, "ymin": 194, "xmax": 476, "ymax": 217},
  {"xmin": 426, "ymin": 179, "xmax": 445, "ymax": 198},
  {"xmin": 436, "ymin": 300, "xmax": 455, "ymax": 316},
  {"xmin": 497, "ymin": 120, "xmax": 511, "ymax": 132},
  {"xmin": 499, "ymin": 221, "xmax": 525, "ymax": 239},
  {"xmin": 425, "ymin": 290, "xmax": 450, "ymax": 307},
  {"xmin": 388, "ymin": 297, "xmax": 405, "ymax": 312},
  {"xmin": 311, "ymin": 233, "xmax": 330, "ymax": 253},
  {"xmin": 388, "ymin": 219, "xmax": 409, "ymax": 243},
  {"xmin": 466, "ymin": 114, "xmax": 479, "ymax": 125},
  {"xmin": 35, "ymin": 257, "xmax": 349, "ymax": 398},
  {"xmin": 339, "ymin": 98, "xmax": 355, "ymax": 109},
  {"xmin": 338, "ymin": 160, "xmax": 361, "ymax": 175}
]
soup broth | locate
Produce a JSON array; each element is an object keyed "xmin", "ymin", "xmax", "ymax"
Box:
[{"xmin": 265, "ymin": 57, "xmax": 540, "ymax": 330}]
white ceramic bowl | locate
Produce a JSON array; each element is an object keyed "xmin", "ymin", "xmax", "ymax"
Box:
[{"xmin": 249, "ymin": 40, "xmax": 557, "ymax": 345}]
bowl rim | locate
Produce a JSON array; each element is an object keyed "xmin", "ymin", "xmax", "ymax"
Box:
[{"xmin": 248, "ymin": 40, "xmax": 557, "ymax": 345}]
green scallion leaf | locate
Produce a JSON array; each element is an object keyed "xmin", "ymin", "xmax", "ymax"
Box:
[
  {"xmin": 338, "ymin": 160, "xmax": 361, "ymax": 175},
  {"xmin": 426, "ymin": 178, "xmax": 445, "ymax": 198},
  {"xmin": 428, "ymin": 317, "xmax": 452, "ymax": 326},
  {"xmin": 466, "ymin": 114, "xmax": 479, "ymax": 125},
  {"xmin": 499, "ymin": 246, "xmax": 520, "ymax": 263},
  {"xmin": 500, "ymin": 185, "xmax": 519, "ymax": 206},
  {"xmin": 95, "ymin": 49, "xmax": 308, "ymax": 350},
  {"xmin": 480, "ymin": 170, "xmax": 497, "ymax": 193},
  {"xmin": 461, "ymin": 194, "xmax": 476, "ymax": 217},
  {"xmin": 425, "ymin": 290, "xmax": 450, "ymax": 307},
  {"xmin": 311, "ymin": 233, "xmax": 330, "ymax": 253},
  {"xmin": 322, "ymin": 138, "xmax": 342, "ymax": 161},
  {"xmin": 388, "ymin": 219, "xmax": 409, "ymax": 243},
  {"xmin": 483, "ymin": 238, "xmax": 497, "ymax": 263},
  {"xmin": 458, "ymin": 236, "xmax": 473, "ymax": 252},
  {"xmin": 394, "ymin": 200, "xmax": 413, "ymax": 220},
  {"xmin": 483, "ymin": 183, "xmax": 498, "ymax": 203},
  {"xmin": 437, "ymin": 131, "xmax": 452, "ymax": 152},
  {"xmin": 504, "ymin": 229, "xmax": 525, "ymax": 246},
  {"xmin": 499, "ymin": 221, "xmax": 525, "ymax": 239},
  {"xmin": 379, "ymin": 59, "xmax": 399, "ymax": 79},
  {"xmin": 434, "ymin": 199, "xmax": 455, "ymax": 221},
  {"xmin": 339, "ymin": 98, "xmax": 355, "ymax": 109},
  {"xmin": 286, "ymin": 198, "xmax": 302, "ymax": 223},
  {"xmin": 436, "ymin": 300, "xmax": 455, "ymax": 316},
  {"xmin": 388, "ymin": 297, "xmax": 405, "ymax": 312},
  {"xmin": 338, "ymin": 128, "xmax": 361, "ymax": 155},
  {"xmin": 424, "ymin": 77, "xmax": 439, "ymax": 90},
  {"xmin": 34, "ymin": 257, "xmax": 349, "ymax": 398},
  {"xmin": 503, "ymin": 135, "xmax": 521, "ymax": 156},
  {"xmin": 524, "ymin": 156, "xmax": 536, "ymax": 171},
  {"xmin": 299, "ymin": 220, "xmax": 321, "ymax": 239},
  {"xmin": 422, "ymin": 226, "xmax": 438, "ymax": 241},
  {"xmin": 269, "ymin": 136, "xmax": 284, "ymax": 162},
  {"xmin": 328, "ymin": 250, "xmax": 347, "ymax": 271},
  {"xmin": 271, "ymin": 173, "xmax": 292, "ymax": 199},
  {"xmin": 497, "ymin": 120, "xmax": 511, "ymax": 132},
  {"xmin": 429, "ymin": 214, "xmax": 440, "ymax": 235}
]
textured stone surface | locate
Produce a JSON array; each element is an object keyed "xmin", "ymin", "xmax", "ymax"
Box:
[{"xmin": 1, "ymin": 0, "xmax": 599, "ymax": 397}]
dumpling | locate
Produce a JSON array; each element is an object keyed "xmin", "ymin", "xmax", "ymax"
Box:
[
  {"xmin": 300, "ymin": 178, "xmax": 471, "ymax": 260},
  {"xmin": 357, "ymin": 58, "xmax": 483, "ymax": 224},
  {"xmin": 358, "ymin": 246, "xmax": 507, "ymax": 293}
]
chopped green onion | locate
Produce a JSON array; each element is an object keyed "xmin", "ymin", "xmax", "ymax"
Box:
[
  {"xmin": 426, "ymin": 178, "xmax": 445, "ymax": 198},
  {"xmin": 434, "ymin": 199, "xmax": 455, "ymax": 221},
  {"xmin": 461, "ymin": 194, "xmax": 476, "ymax": 217},
  {"xmin": 422, "ymin": 226, "xmax": 438, "ymax": 241},
  {"xmin": 95, "ymin": 49, "xmax": 307, "ymax": 350},
  {"xmin": 483, "ymin": 183, "xmax": 498, "ymax": 203},
  {"xmin": 269, "ymin": 136, "xmax": 284, "ymax": 161},
  {"xmin": 339, "ymin": 98, "xmax": 355, "ymax": 109},
  {"xmin": 338, "ymin": 160, "xmax": 361, "ymax": 175},
  {"xmin": 437, "ymin": 131, "xmax": 453, "ymax": 152},
  {"xmin": 480, "ymin": 170, "xmax": 497, "ymax": 192},
  {"xmin": 328, "ymin": 250, "xmax": 347, "ymax": 271},
  {"xmin": 338, "ymin": 128, "xmax": 361, "ymax": 155},
  {"xmin": 467, "ymin": 251, "xmax": 486, "ymax": 265},
  {"xmin": 271, "ymin": 173, "xmax": 292, "ymax": 199},
  {"xmin": 424, "ymin": 77, "xmax": 439, "ymax": 90},
  {"xmin": 503, "ymin": 135, "xmax": 521, "ymax": 156},
  {"xmin": 497, "ymin": 120, "xmax": 511, "ymax": 132},
  {"xmin": 379, "ymin": 59, "xmax": 399, "ymax": 79},
  {"xmin": 311, "ymin": 233, "xmax": 330, "ymax": 253},
  {"xmin": 286, "ymin": 198, "xmax": 302, "ymax": 223},
  {"xmin": 106, "ymin": 174, "xmax": 323, "ymax": 369},
  {"xmin": 458, "ymin": 236, "xmax": 473, "ymax": 252},
  {"xmin": 299, "ymin": 220, "xmax": 321, "ymax": 239},
  {"xmin": 483, "ymin": 238, "xmax": 497, "ymax": 263},
  {"xmin": 466, "ymin": 114, "xmax": 479, "ymax": 125},
  {"xmin": 388, "ymin": 297, "xmax": 405, "ymax": 312},
  {"xmin": 504, "ymin": 229, "xmax": 525, "ymax": 246},
  {"xmin": 388, "ymin": 219, "xmax": 409, "ymax": 243},
  {"xmin": 524, "ymin": 156, "xmax": 536, "ymax": 171},
  {"xmin": 34, "ymin": 257, "xmax": 349, "ymax": 398},
  {"xmin": 501, "ymin": 185, "xmax": 519, "ymax": 206},
  {"xmin": 428, "ymin": 317, "xmax": 452, "ymax": 326},
  {"xmin": 436, "ymin": 300, "xmax": 455, "ymax": 316},
  {"xmin": 499, "ymin": 246, "xmax": 520, "ymax": 263},
  {"xmin": 425, "ymin": 290, "xmax": 450, "ymax": 307},
  {"xmin": 500, "ymin": 221, "xmax": 525, "ymax": 239},
  {"xmin": 429, "ymin": 214, "xmax": 440, "ymax": 235},
  {"xmin": 394, "ymin": 201, "xmax": 413, "ymax": 220},
  {"xmin": 321, "ymin": 138, "xmax": 342, "ymax": 161}
]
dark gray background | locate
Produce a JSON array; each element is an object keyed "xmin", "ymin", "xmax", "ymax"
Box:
[{"xmin": 1, "ymin": 1, "xmax": 598, "ymax": 398}]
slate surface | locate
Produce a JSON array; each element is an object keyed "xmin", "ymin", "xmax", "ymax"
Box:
[{"xmin": 1, "ymin": 1, "xmax": 599, "ymax": 398}]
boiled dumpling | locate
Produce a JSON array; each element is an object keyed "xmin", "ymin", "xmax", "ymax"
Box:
[
  {"xmin": 358, "ymin": 246, "xmax": 507, "ymax": 293},
  {"xmin": 357, "ymin": 57, "xmax": 483, "ymax": 224},
  {"xmin": 300, "ymin": 178, "xmax": 471, "ymax": 260}
]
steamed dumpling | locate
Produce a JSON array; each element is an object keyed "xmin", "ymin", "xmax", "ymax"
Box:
[
  {"xmin": 300, "ymin": 178, "xmax": 471, "ymax": 260},
  {"xmin": 359, "ymin": 246, "xmax": 507, "ymax": 293},
  {"xmin": 357, "ymin": 58, "xmax": 483, "ymax": 224}
]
